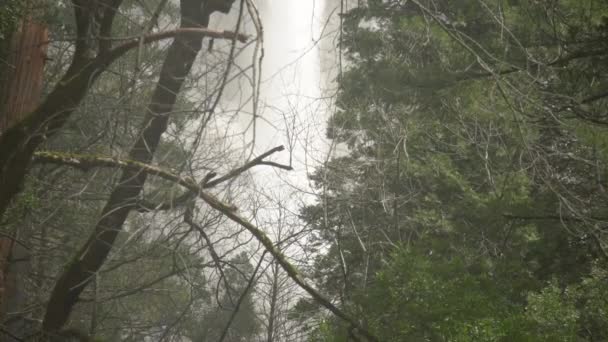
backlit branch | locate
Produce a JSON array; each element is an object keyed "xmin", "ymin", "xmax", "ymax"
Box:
[
  {"xmin": 33, "ymin": 151, "xmax": 378, "ymax": 341},
  {"xmin": 135, "ymin": 145, "xmax": 288, "ymax": 212}
]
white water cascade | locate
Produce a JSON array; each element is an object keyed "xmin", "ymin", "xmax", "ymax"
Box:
[
  {"xmin": 209, "ymin": 0, "xmax": 341, "ymax": 202},
  {"xmin": 206, "ymin": 3, "xmax": 343, "ymax": 339}
]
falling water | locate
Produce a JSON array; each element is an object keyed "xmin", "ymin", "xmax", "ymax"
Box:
[
  {"xmin": 210, "ymin": 0, "xmax": 341, "ymax": 202},
  {"xmin": 196, "ymin": 2, "xmax": 343, "ymax": 339},
  {"xmin": 245, "ymin": 0, "xmax": 332, "ymax": 192}
]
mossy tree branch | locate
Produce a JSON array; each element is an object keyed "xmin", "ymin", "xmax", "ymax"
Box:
[
  {"xmin": 135, "ymin": 145, "xmax": 289, "ymax": 213},
  {"xmin": 0, "ymin": 3, "xmax": 247, "ymax": 221},
  {"xmin": 33, "ymin": 150, "xmax": 378, "ymax": 341},
  {"xmin": 17, "ymin": 0, "xmax": 246, "ymax": 333}
]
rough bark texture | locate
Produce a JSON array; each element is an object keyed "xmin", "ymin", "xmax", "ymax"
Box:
[
  {"xmin": 41, "ymin": 0, "xmax": 236, "ymax": 333},
  {"xmin": 0, "ymin": 19, "xmax": 48, "ymax": 132},
  {"xmin": 0, "ymin": 17, "xmax": 48, "ymax": 339}
]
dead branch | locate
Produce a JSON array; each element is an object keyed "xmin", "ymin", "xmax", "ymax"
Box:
[{"xmin": 33, "ymin": 150, "xmax": 378, "ymax": 341}]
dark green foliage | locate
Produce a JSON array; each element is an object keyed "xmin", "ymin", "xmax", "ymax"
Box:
[
  {"xmin": 298, "ymin": 0, "xmax": 608, "ymax": 340},
  {"xmin": 0, "ymin": 0, "xmax": 23, "ymax": 44}
]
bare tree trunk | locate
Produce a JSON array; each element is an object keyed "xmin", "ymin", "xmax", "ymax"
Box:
[
  {"xmin": 41, "ymin": 0, "xmax": 238, "ymax": 334},
  {"xmin": 0, "ymin": 17, "xmax": 48, "ymax": 341},
  {"xmin": 266, "ymin": 261, "xmax": 280, "ymax": 342},
  {"xmin": 0, "ymin": 0, "xmax": 120, "ymax": 224}
]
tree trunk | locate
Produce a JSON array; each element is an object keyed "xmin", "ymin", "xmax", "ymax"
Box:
[
  {"xmin": 0, "ymin": 17, "xmax": 48, "ymax": 341},
  {"xmin": 266, "ymin": 261, "xmax": 280, "ymax": 342},
  {"xmin": 41, "ymin": 0, "xmax": 231, "ymax": 334}
]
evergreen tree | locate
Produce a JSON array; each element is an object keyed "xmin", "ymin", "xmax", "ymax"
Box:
[{"xmin": 298, "ymin": 0, "xmax": 608, "ymax": 340}]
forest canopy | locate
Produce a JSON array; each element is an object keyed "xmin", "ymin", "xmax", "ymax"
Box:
[{"xmin": 0, "ymin": 0, "xmax": 607, "ymax": 341}]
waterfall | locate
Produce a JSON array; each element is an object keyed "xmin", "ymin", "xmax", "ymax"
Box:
[
  {"xmin": 246, "ymin": 0, "xmax": 330, "ymax": 191},
  {"xmin": 209, "ymin": 0, "xmax": 341, "ymax": 200},
  {"xmin": 198, "ymin": 2, "xmax": 345, "ymax": 339}
]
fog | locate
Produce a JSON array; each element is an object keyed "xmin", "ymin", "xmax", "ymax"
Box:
[{"xmin": 206, "ymin": 0, "xmax": 341, "ymax": 203}]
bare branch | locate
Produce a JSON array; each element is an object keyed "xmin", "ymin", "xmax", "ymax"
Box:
[
  {"xmin": 218, "ymin": 251, "xmax": 266, "ymax": 342},
  {"xmin": 136, "ymin": 145, "xmax": 289, "ymax": 212},
  {"xmin": 205, "ymin": 145, "xmax": 291, "ymax": 187},
  {"xmin": 106, "ymin": 27, "xmax": 248, "ymax": 55},
  {"xmin": 33, "ymin": 151, "xmax": 378, "ymax": 341},
  {"xmin": 98, "ymin": 0, "xmax": 125, "ymax": 53},
  {"xmin": 184, "ymin": 207, "xmax": 236, "ymax": 305},
  {"xmin": 0, "ymin": 10, "xmax": 249, "ymax": 221}
]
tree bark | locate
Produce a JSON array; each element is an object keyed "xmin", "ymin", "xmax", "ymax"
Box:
[
  {"xmin": 0, "ymin": 0, "xmax": 245, "ymax": 222},
  {"xmin": 40, "ymin": 0, "xmax": 240, "ymax": 334},
  {"xmin": 0, "ymin": 16, "xmax": 48, "ymax": 341},
  {"xmin": 0, "ymin": 0, "xmax": 115, "ymax": 223}
]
